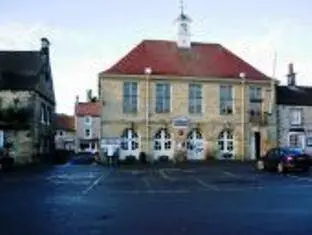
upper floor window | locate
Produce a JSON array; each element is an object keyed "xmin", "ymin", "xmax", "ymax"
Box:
[
  {"xmin": 248, "ymin": 87, "xmax": 262, "ymax": 101},
  {"xmin": 188, "ymin": 84, "xmax": 202, "ymax": 114},
  {"xmin": 155, "ymin": 83, "xmax": 170, "ymax": 113},
  {"xmin": 248, "ymin": 87, "xmax": 262, "ymax": 115},
  {"xmin": 290, "ymin": 108, "xmax": 302, "ymax": 125},
  {"xmin": 41, "ymin": 103, "xmax": 46, "ymax": 123},
  {"xmin": 219, "ymin": 85, "xmax": 233, "ymax": 115},
  {"xmin": 123, "ymin": 82, "xmax": 138, "ymax": 113},
  {"xmin": 85, "ymin": 128, "xmax": 92, "ymax": 138},
  {"xmin": 84, "ymin": 116, "xmax": 91, "ymax": 125}
]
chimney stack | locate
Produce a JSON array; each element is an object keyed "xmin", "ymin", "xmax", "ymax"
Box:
[
  {"xmin": 40, "ymin": 37, "xmax": 50, "ymax": 57},
  {"xmin": 86, "ymin": 89, "xmax": 92, "ymax": 102},
  {"xmin": 287, "ymin": 63, "xmax": 296, "ymax": 86}
]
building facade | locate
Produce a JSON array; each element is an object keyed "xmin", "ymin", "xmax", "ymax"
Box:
[
  {"xmin": 98, "ymin": 11, "xmax": 278, "ymax": 161},
  {"xmin": 277, "ymin": 63, "xmax": 312, "ymax": 152},
  {"xmin": 0, "ymin": 38, "xmax": 56, "ymax": 164},
  {"xmin": 55, "ymin": 114, "xmax": 75, "ymax": 151},
  {"xmin": 75, "ymin": 90, "xmax": 101, "ymax": 153}
]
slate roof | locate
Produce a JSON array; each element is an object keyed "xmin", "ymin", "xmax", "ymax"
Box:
[
  {"xmin": 0, "ymin": 51, "xmax": 42, "ymax": 90},
  {"xmin": 75, "ymin": 102, "xmax": 101, "ymax": 117},
  {"xmin": 102, "ymin": 40, "xmax": 270, "ymax": 80},
  {"xmin": 276, "ymin": 85, "xmax": 312, "ymax": 106}
]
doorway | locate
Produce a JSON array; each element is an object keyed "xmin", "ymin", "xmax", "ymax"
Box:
[{"xmin": 254, "ymin": 131, "xmax": 261, "ymax": 160}]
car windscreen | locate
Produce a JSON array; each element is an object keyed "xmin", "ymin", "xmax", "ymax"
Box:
[{"xmin": 281, "ymin": 148, "xmax": 303, "ymax": 156}]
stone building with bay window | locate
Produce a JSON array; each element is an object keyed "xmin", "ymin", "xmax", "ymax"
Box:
[
  {"xmin": 98, "ymin": 10, "xmax": 278, "ymax": 161},
  {"xmin": 276, "ymin": 63, "xmax": 312, "ymax": 152}
]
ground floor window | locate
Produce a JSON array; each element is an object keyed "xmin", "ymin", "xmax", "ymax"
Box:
[
  {"xmin": 218, "ymin": 129, "xmax": 234, "ymax": 158},
  {"xmin": 306, "ymin": 136, "xmax": 312, "ymax": 147},
  {"xmin": 120, "ymin": 128, "xmax": 139, "ymax": 151},
  {"xmin": 153, "ymin": 128, "xmax": 171, "ymax": 150},
  {"xmin": 288, "ymin": 133, "xmax": 305, "ymax": 148}
]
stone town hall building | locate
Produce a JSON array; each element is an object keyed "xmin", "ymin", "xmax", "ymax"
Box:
[{"xmin": 98, "ymin": 10, "xmax": 278, "ymax": 161}]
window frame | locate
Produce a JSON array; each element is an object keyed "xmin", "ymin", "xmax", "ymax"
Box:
[
  {"xmin": 84, "ymin": 115, "xmax": 92, "ymax": 125},
  {"xmin": 84, "ymin": 128, "xmax": 92, "ymax": 138},
  {"xmin": 289, "ymin": 108, "xmax": 302, "ymax": 126},
  {"xmin": 123, "ymin": 81, "xmax": 138, "ymax": 113},
  {"xmin": 155, "ymin": 83, "xmax": 171, "ymax": 113},
  {"xmin": 188, "ymin": 83, "xmax": 202, "ymax": 114},
  {"xmin": 219, "ymin": 85, "xmax": 233, "ymax": 115}
]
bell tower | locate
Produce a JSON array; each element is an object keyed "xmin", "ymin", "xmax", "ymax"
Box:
[{"xmin": 176, "ymin": 0, "xmax": 192, "ymax": 49}]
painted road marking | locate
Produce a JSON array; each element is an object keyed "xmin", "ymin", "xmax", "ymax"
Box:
[
  {"xmin": 159, "ymin": 169, "xmax": 176, "ymax": 181},
  {"xmin": 81, "ymin": 170, "xmax": 112, "ymax": 195},
  {"xmin": 286, "ymin": 174, "xmax": 312, "ymax": 183},
  {"xmin": 191, "ymin": 176, "xmax": 220, "ymax": 191},
  {"xmin": 223, "ymin": 171, "xmax": 242, "ymax": 179},
  {"xmin": 113, "ymin": 189, "xmax": 190, "ymax": 194}
]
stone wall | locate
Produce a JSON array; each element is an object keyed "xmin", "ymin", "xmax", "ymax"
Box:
[{"xmin": 5, "ymin": 130, "xmax": 34, "ymax": 164}]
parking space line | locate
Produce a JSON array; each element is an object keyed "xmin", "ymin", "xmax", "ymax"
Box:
[
  {"xmin": 286, "ymin": 174, "xmax": 312, "ymax": 183},
  {"xmin": 223, "ymin": 171, "xmax": 241, "ymax": 179},
  {"xmin": 191, "ymin": 176, "xmax": 220, "ymax": 191},
  {"xmin": 159, "ymin": 169, "xmax": 175, "ymax": 181},
  {"xmin": 81, "ymin": 170, "xmax": 112, "ymax": 195}
]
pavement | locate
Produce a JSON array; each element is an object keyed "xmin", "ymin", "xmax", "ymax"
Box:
[{"xmin": 1, "ymin": 162, "xmax": 312, "ymax": 235}]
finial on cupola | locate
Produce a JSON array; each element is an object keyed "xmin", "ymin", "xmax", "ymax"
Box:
[{"xmin": 175, "ymin": 0, "xmax": 192, "ymax": 49}]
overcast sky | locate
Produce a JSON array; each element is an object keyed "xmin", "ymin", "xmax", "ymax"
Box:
[{"xmin": 1, "ymin": 0, "xmax": 311, "ymax": 114}]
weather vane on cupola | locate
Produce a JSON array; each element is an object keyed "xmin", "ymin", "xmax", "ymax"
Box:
[{"xmin": 176, "ymin": 0, "xmax": 192, "ymax": 48}]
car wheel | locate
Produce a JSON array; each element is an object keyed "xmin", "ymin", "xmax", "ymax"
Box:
[
  {"xmin": 256, "ymin": 160, "xmax": 265, "ymax": 171},
  {"xmin": 277, "ymin": 162, "xmax": 285, "ymax": 173}
]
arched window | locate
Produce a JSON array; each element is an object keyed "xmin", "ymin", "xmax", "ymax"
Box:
[
  {"xmin": 120, "ymin": 128, "xmax": 139, "ymax": 150},
  {"xmin": 187, "ymin": 128, "xmax": 202, "ymax": 150},
  {"xmin": 218, "ymin": 130, "xmax": 234, "ymax": 157}
]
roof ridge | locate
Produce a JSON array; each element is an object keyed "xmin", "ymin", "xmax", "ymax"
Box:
[{"xmin": 0, "ymin": 50, "xmax": 39, "ymax": 53}]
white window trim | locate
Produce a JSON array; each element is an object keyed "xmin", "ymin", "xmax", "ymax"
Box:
[
  {"xmin": 154, "ymin": 82, "xmax": 172, "ymax": 113},
  {"xmin": 188, "ymin": 83, "xmax": 203, "ymax": 115},
  {"xmin": 40, "ymin": 105, "xmax": 45, "ymax": 124},
  {"xmin": 289, "ymin": 108, "xmax": 302, "ymax": 125},
  {"xmin": 219, "ymin": 85, "xmax": 234, "ymax": 115},
  {"xmin": 123, "ymin": 81, "xmax": 139, "ymax": 113},
  {"xmin": 84, "ymin": 128, "xmax": 92, "ymax": 139}
]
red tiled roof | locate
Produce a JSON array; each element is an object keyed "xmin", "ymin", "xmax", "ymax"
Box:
[
  {"xmin": 56, "ymin": 114, "xmax": 75, "ymax": 131},
  {"xmin": 102, "ymin": 40, "xmax": 270, "ymax": 80},
  {"xmin": 75, "ymin": 102, "xmax": 101, "ymax": 117}
]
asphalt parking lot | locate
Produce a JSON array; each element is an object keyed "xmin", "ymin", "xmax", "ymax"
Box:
[{"xmin": 1, "ymin": 162, "xmax": 312, "ymax": 235}]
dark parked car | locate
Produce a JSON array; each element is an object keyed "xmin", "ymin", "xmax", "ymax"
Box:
[
  {"xmin": 70, "ymin": 152, "xmax": 95, "ymax": 165},
  {"xmin": 256, "ymin": 147, "xmax": 311, "ymax": 173}
]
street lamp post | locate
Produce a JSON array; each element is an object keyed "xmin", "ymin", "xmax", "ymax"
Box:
[
  {"xmin": 240, "ymin": 72, "xmax": 246, "ymax": 162},
  {"xmin": 144, "ymin": 67, "xmax": 152, "ymax": 162}
]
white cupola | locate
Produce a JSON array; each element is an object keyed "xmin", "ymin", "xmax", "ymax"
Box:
[{"xmin": 175, "ymin": 1, "xmax": 192, "ymax": 49}]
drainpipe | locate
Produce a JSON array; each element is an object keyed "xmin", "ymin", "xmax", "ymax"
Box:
[
  {"xmin": 144, "ymin": 67, "xmax": 152, "ymax": 162},
  {"xmin": 240, "ymin": 72, "xmax": 246, "ymax": 162}
]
